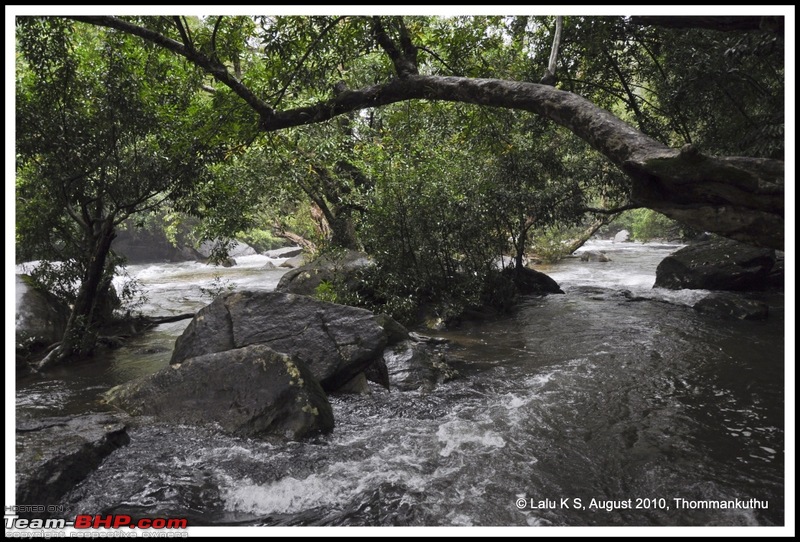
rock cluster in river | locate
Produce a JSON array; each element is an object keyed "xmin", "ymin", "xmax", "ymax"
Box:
[
  {"xmin": 107, "ymin": 291, "xmax": 453, "ymax": 441},
  {"xmin": 16, "ymin": 414, "xmax": 130, "ymax": 515},
  {"xmin": 107, "ymin": 344, "xmax": 333, "ymax": 439},
  {"xmin": 654, "ymin": 238, "xmax": 776, "ymax": 291}
]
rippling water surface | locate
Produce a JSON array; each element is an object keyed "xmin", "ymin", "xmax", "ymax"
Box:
[{"xmin": 16, "ymin": 242, "xmax": 785, "ymax": 526}]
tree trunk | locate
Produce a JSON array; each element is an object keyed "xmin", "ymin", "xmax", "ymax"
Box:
[
  {"xmin": 37, "ymin": 222, "xmax": 117, "ymax": 371},
  {"xmin": 564, "ymin": 216, "xmax": 616, "ymax": 255}
]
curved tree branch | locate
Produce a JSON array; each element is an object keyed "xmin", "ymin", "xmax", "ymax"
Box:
[
  {"xmin": 629, "ymin": 16, "xmax": 783, "ymax": 34},
  {"xmin": 67, "ymin": 16, "xmax": 785, "ymax": 250}
]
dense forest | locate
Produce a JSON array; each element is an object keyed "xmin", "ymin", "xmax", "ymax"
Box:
[{"xmin": 15, "ymin": 14, "xmax": 785, "ymax": 368}]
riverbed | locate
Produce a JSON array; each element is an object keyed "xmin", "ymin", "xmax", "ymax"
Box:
[{"xmin": 14, "ymin": 241, "xmax": 785, "ymax": 526}]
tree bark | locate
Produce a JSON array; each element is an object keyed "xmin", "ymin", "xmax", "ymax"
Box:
[
  {"xmin": 540, "ymin": 16, "xmax": 563, "ymax": 85},
  {"xmin": 67, "ymin": 16, "xmax": 786, "ymax": 250},
  {"xmin": 564, "ymin": 216, "xmax": 616, "ymax": 255},
  {"xmin": 37, "ymin": 221, "xmax": 117, "ymax": 371},
  {"xmin": 628, "ymin": 16, "xmax": 784, "ymax": 33}
]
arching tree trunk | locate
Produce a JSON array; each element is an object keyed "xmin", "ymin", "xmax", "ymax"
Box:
[{"xmin": 69, "ymin": 16, "xmax": 785, "ymax": 250}]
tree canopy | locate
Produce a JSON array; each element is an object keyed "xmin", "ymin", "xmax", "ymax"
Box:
[
  {"xmin": 60, "ymin": 13, "xmax": 785, "ymax": 250},
  {"xmin": 13, "ymin": 11, "xmax": 788, "ymax": 363}
]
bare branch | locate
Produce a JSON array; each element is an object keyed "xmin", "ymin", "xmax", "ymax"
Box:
[
  {"xmin": 540, "ymin": 16, "xmax": 562, "ymax": 85},
  {"xmin": 172, "ymin": 16, "xmax": 192, "ymax": 50},
  {"xmin": 582, "ymin": 203, "xmax": 641, "ymax": 214},
  {"xmin": 210, "ymin": 16, "xmax": 223, "ymax": 61}
]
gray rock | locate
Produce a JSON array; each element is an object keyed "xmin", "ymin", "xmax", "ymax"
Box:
[
  {"xmin": 693, "ymin": 293, "xmax": 769, "ymax": 321},
  {"xmin": 579, "ymin": 250, "xmax": 611, "ymax": 262},
  {"xmin": 112, "ymin": 228, "xmax": 203, "ymax": 263},
  {"xmin": 279, "ymin": 254, "xmax": 308, "ymax": 269},
  {"xmin": 228, "ymin": 241, "xmax": 258, "ymax": 258},
  {"xmin": 15, "ymin": 274, "xmax": 69, "ymax": 351},
  {"xmin": 108, "ymin": 344, "xmax": 333, "ymax": 439},
  {"xmin": 382, "ymin": 340, "xmax": 457, "ymax": 391},
  {"xmin": 613, "ymin": 229, "xmax": 630, "ymax": 243},
  {"xmin": 654, "ymin": 239, "xmax": 775, "ymax": 291},
  {"xmin": 265, "ymin": 246, "xmax": 304, "ymax": 259},
  {"xmin": 335, "ymin": 372, "xmax": 371, "ymax": 395},
  {"xmin": 276, "ymin": 249, "xmax": 372, "ymax": 296},
  {"xmin": 197, "ymin": 240, "xmax": 255, "ymax": 259},
  {"xmin": 171, "ymin": 291, "xmax": 388, "ymax": 391},
  {"xmin": 17, "ymin": 414, "xmax": 130, "ymax": 512}
]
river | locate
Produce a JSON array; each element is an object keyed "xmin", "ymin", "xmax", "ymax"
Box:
[{"xmin": 14, "ymin": 241, "xmax": 785, "ymax": 527}]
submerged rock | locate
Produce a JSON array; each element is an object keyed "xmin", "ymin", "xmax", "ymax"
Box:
[
  {"xmin": 693, "ymin": 293, "xmax": 769, "ymax": 321},
  {"xmin": 579, "ymin": 250, "xmax": 611, "ymax": 262},
  {"xmin": 171, "ymin": 291, "xmax": 388, "ymax": 391},
  {"xmin": 107, "ymin": 344, "xmax": 333, "ymax": 440},
  {"xmin": 654, "ymin": 239, "xmax": 775, "ymax": 291},
  {"xmin": 382, "ymin": 340, "xmax": 457, "ymax": 391},
  {"xmin": 17, "ymin": 414, "xmax": 130, "ymax": 513}
]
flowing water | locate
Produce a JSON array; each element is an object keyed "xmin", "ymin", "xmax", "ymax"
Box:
[{"xmin": 15, "ymin": 242, "xmax": 786, "ymax": 526}]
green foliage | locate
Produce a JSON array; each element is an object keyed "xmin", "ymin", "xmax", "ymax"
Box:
[
  {"xmin": 613, "ymin": 209, "xmax": 684, "ymax": 242},
  {"xmin": 236, "ymin": 228, "xmax": 285, "ymax": 253},
  {"xmin": 314, "ymin": 280, "xmax": 339, "ymax": 304}
]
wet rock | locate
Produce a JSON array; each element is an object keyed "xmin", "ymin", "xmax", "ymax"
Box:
[
  {"xmin": 276, "ymin": 249, "xmax": 372, "ymax": 296},
  {"xmin": 579, "ymin": 250, "xmax": 611, "ymax": 262},
  {"xmin": 693, "ymin": 293, "xmax": 769, "ymax": 321},
  {"xmin": 279, "ymin": 254, "xmax": 308, "ymax": 269},
  {"xmin": 514, "ymin": 267, "xmax": 565, "ymax": 295},
  {"xmin": 171, "ymin": 291, "xmax": 388, "ymax": 391},
  {"xmin": 767, "ymin": 253, "xmax": 784, "ymax": 289},
  {"xmin": 654, "ymin": 239, "xmax": 775, "ymax": 291},
  {"xmin": 107, "ymin": 344, "xmax": 333, "ymax": 440},
  {"xmin": 265, "ymin": 246, "xmax": 303, "ymax": 259},
  {"xmin": 382, "ymin": 340, "xmax": 457, "ymax": 391},
  {"xmin": 17, "ymin": 414, "xmax": 130, "ymax": 512},
  {"xmin": 15, "ymin": 274, "xmax": 69, "ymax": 352},
  {"xmin": 335, "ymin": 372, "xmax": 371, "ymax": 395}
]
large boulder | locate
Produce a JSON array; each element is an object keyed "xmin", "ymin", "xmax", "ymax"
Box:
[
  {"xmin": 171, "ymin": 291, "xmax": 388, "ymax": 391},
  {"xmin": 15, "ymin": 274, "xmax": 69, "ymax": 351},
  {"xmin": 17, "ymin": 414, "xmax": 130, "ymax": 513},
  {"xmin": 112, "ymin": 228, "xmax": 202, "ymax": 263},
  {"xmin": 693, "ymin": 293, "xmax": 769, "ymax": 321},
  {"xmin": 276, "ymin": 249, "xmax": 372, "ymax": 297},
  {"xmin": 515, "ymin": 267, "xmax": 565, "ymax": 295},
  {"xmin": 654, "ymin": 239, "xmax": 776, "ymax": 291},
  {"xmin": 107, "ymin": 345, "xmax": 333, "ymax": 440}
]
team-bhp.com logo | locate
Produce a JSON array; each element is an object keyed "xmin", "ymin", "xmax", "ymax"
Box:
[{"xmin": 6, "ymin": 513, "xmax": 188, "ymax": 530}]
